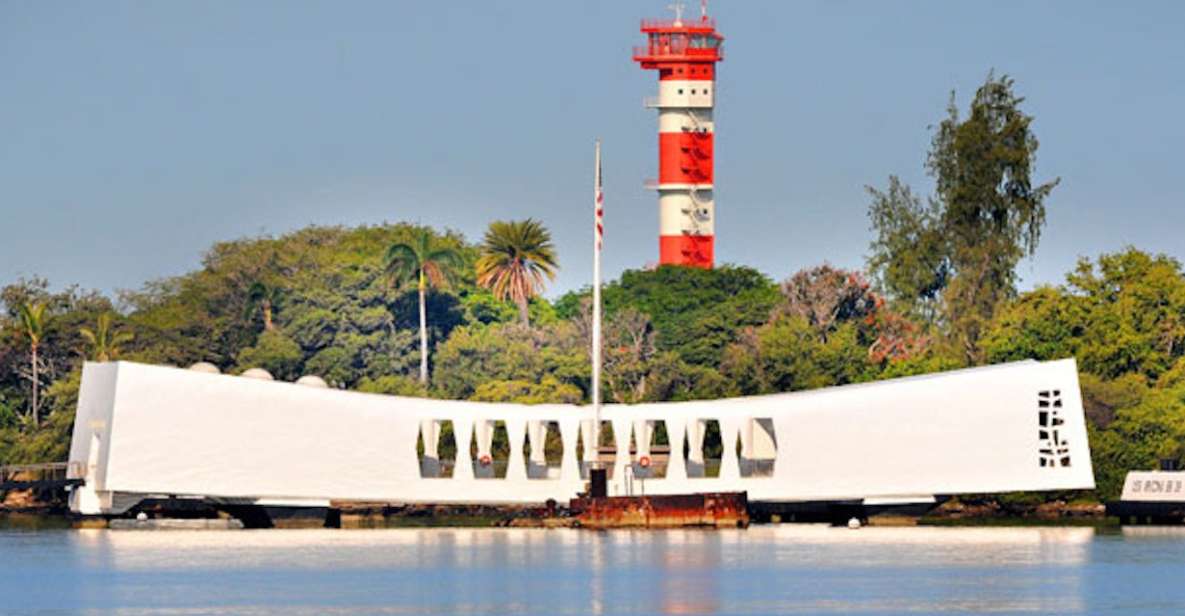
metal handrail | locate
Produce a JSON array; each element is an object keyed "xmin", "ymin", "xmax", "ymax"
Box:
[
  {"xmin": 640, "ymin": 17, "xmax": 717, "ymax": 29},
  {"xmin": 633, "ymin": 45, "xmax": 723, "ymax": 61}
]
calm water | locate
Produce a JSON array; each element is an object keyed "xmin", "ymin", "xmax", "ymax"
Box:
[{"xmin": 2, "ymin": 525, "xmax": 1184, "ymax": 615}]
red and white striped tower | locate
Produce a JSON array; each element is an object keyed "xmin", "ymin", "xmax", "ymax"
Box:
[{"xmin": 633, "ymin": 2, "xmax": 723, "ymax": 268}]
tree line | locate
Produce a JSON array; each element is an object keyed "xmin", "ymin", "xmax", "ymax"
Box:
[{"xmin": 2, "ymin": 74, "xmax": 1183, "ymax": 501}]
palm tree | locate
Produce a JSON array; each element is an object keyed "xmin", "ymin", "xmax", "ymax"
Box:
[
  {"xmin": 385, "ymin": 229, "xmax": 464, "ymax": 384},
  {"xmin": 476, "ymin": 219, "xmax": 558, "ymax": 327},
  {"xmin": 245, "ymin": 281, "xmax": 283, "ymax": 331},
  {"xmin": 17, "ymin": 302, "xmax": 47, "ymax": 426},
  {"xmin": 80, "ymin": 312, "xmax": 134, "ymax": 362}
]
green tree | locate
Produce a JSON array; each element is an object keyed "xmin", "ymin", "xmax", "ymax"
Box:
[
  {"xmin": 1089, "ymin": 384, "xmax": 1185, "ymax": 499},
  {"xmin": 245, "ymin": 281, "xmax": 283, "ymax": 332},
  {"xmin": 868, "ymin": 74, "xmax": 1058, "ymax": 361},
  {"xmin": 357, "ymin": 374, "xmax": 429, "ymax": 397},
  {"xmin": 720, "ymin": 316, "xmax": 870, "ymax": 395},
  {"xmin": 1066, "ymin": 249, "xmax": 1185, "ymax": 381},
  {"xmin": 566, "ymin": 265, "xmax": 779, "ymax": 368},
  {"xmin": 385, "ymin": 229, "xmax": 465, "ymax": 384},
  {"xmin": 980, "ymin": 286, "xmax": 1084, "ymax": 364},
  {"xmin": 432, "ymin": 322, "xmax": 587, "ymax": 401},
  {"xmin": 476, "ymin": 219, "xmax": 558, "ymax": 327},
  {"xmin": 79, "ymin": 312, "xmax": 135, "ymax": 362},
  {"xmin": 235, "ymin": 330, "xmax": 303, "ymax": 380},
  {"xmin": 16, "ymin": 302, "xmax": 48, "ymax": 426},
  {"xmin": 0, "ymin": 370, "xmax": 81, "ymax": 465},
  {"xmin": 982, "ymin": 249, "xmax": 1185, "ymax": 381},
  {"xmin": 866, "ymin": 176, "xmax": 948, "ymax": 324},
  {"xmin": 931, "ymin": 74, "xmax": 1059, "ymax": 360},
  {"xmin": 470, "ymin": 377, "xmax": 583, "ymax": 404}
]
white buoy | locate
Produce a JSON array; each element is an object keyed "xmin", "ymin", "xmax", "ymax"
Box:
[
  {"xmin": 847, "ymin": 517, "xmax": 862, "ymax": 529},
  {"xmin": 136, "ymin": 512, "xmax": 148, "ymax": 521},
  {"xmin": 240, "ymin": 368, "xmax": 274, "ymax": 381},
  {"xmin": 188, "ymin": 362, "xmax": 220, "ymax": 374},
  {"xmin": 295, "ymin": 375, "xmax": 329, "ymax": 388}
]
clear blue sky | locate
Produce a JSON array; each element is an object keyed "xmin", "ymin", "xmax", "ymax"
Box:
[{"xmin": 2, "ymin": 1, "xmax": 1183, "ymax": 299}]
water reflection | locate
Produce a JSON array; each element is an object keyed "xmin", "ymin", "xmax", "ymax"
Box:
[{"xmin": 4, "ymin": 525, "xmax": 1185, "ymax": 613}]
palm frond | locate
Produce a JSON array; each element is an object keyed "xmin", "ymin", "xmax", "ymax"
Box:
[
  {"xmin": 384, "ymin": 243, "xmax": 422, "ymax": 288},
  {"xmin": 475, "ymin": 219, "xmax": 558, "ymax": 308},
  {"xmin": 18, "ymin": 302, "xmax": 47, "ymax": 343}
]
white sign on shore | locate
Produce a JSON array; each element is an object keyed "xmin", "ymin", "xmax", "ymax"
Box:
[{"xmin": 1121, "ymin": 472, "xmax": 1185, "ymax": 502}]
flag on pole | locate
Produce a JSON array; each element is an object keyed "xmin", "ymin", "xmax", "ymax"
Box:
[
  {"xmin": 591, "ymin": 140, "xmax": 604, "ymax": 454},
  {"xmin": 595, "ymin": 151, "xmax": 604, "ymax": 251}
]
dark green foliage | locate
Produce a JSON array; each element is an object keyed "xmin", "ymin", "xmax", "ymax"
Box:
[
  {"xmin": 235, "ymin": 331, "xmax": 303, "ymax": 380},
  {"xmin": 982, "ymin": 249, "xmax": 1185, "ymax": 383},
  {"xmin": 1088, "ymin": 384, "xmax": 1185, "ymax": 500},
  {"xmin": 980, "ymin": 286, "xmax": 1085, "ymax": 364},
  {"xmin": 571, "ymin": 265, "xmax": 780, "ymax": 368},
  {"xmin": 432, "ymin": 322, "xmax": 588, "ymax": 401},
  {"xmin": 470, "ymin": 377, "xmax": 583, "ymax": 404},
  {"xmin": 867, "ymin": 177, "xmax": 949, "ymax": 323},
  {"xmin": 869, "ymin": 74, "xmax": 1059, "ymax": 361},
  {"xmin": 1067, "ymin": 250, "xmax": 1185, "ymax": 381},
  {"xmin": 356, "ymin": 375, "xmax": 429, "ymax": 398},
  {"xmin": 932, "ymin": 75, "xmax": 1059, "ymax": 360},
  {"xmin": 720, "ymin": 317, "xmax": 870, "ymax": 395},
  {"xmin": 0, "ymin": 371, "xmax": 80, "ymax": 465}
]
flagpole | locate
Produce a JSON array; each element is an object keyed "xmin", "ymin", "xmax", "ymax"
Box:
[{"xmin": 592, "ymin": 140, "xmax": 603, "ymax": 457}]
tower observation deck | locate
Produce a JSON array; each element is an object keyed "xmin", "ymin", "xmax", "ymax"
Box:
[{"xmin": 633, "ymin": 7, "xmax": 723, "ymax": 268}]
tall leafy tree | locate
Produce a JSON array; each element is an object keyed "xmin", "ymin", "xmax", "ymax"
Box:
[
  {"xmin": 385, "ymin": 229, "xmax": 464, "ymax": 384},
  {"xmin": 16, "ymin": 302, "xmax": 48, "ymax": 426},
  {"xmin": 869, "ymin": 74, "xmax": 1058, "ymax": 361},
  {"xmin": 931, "ymin": 74, "xmax": 1058, "ymax": 360},
  {"xmin": 476, "ymin": 219, "xmax": 558, "ymax": 327},
  {"xmin": 79, "ymin": 312, "xmax": 134, "ymax": 362},
  {"xmin": 866, "ymin": 176, "xmax": 949, "ymax": 324}
]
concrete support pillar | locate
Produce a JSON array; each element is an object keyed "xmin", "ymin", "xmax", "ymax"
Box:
[
  {"xmin": 665, "ymin": 419, "xmax": 687, "ymax": 480},
  {"xmin": 612, "ymin": 418, "xmax": 632, "ymax": 495},
  {"xmin": 527, "ymin": 421, "xmax": 547, "ymax": 465},
  {"xmin": 633, "ymin": 420, "xmax": 653, "ymax": 458},
  {"xmin": 474, "ymin": 420, "xmax": 495, "ymax": 479},
  {"xmin": 687, "ymin": 419, "xmax": 706, "ymax": 464},
  {"xmin": 559, "ymin": 417, "xmax": 581, "ymax": 482},
  {"xmin": 419, "ymin": 419, "xmax": 440, "ymax": 478},
  {"xmin": 420, "ymin": 419, "xmax": 440, "ymax": 459},
  {"xmin": 453, "ymin": 418, "xmax": 474, "ymax": 480},
  {"xmin": 738, "ymin": 417, "xmax": 753, "ymax": 461},
  {"xmin": 719, "ymin": 417, "xmax": 741, "ymax": 481},
  {"xmin": 505, "ymin": 418, "xmax": 526, "ymax": 481},
  {"xmin": 686, "ymin": 418, "xmax": 706, "ymax": 477}
]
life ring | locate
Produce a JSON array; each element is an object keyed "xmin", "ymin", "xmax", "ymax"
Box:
[
  {"xmin": 478, "ymin": 454, "xmax": 492, "ymax": 467},
  {"xmin": 638, "ymin": 455, "xmax": 652, "ymax": 469}
]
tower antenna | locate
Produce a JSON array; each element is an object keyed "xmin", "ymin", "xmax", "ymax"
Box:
[
  {"xmin": 701, "ymin": 0, "xmax": 708, "ymax": 21},
  {"xmin": 668, "ymin": 2, "xmax": 685, "ymax": 26}
]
